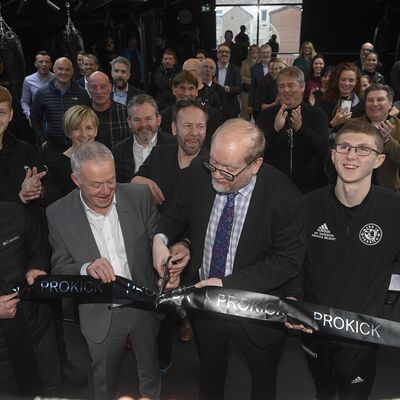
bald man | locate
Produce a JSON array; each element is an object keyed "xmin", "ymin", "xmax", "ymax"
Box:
[
  {"xmin": 30, "ymin": 57, "xmax": 88, "ymax": 161},
  {"xmin": 87, "ymin": 71, "xmax": 130, "ymax": 149},
  {"xmin": 353, "ymin": 42, "xmax": 383, "ymax": 74},
  {"xmin": 183, "ymin": 58, "xmax": 222, "ymax": 111}
]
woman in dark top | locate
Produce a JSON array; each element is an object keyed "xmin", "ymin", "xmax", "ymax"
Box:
[
  {"xmin": 47, "ymin": 105, "xmax": 99, "ymax": 198},
  {"xmin": 304, "ymin": 54, "xmax": 325, "ymax": 100},
  {"xmin": 362, "ymin": 51, "xmax": 385, "ymax": 84},
  {"xmin": 308, "ymin": 65, "xmax": 334, "ymax": 106},
  {"xmin": 316, "ymin": 62, "xmax": 365, "ymax": 140}
]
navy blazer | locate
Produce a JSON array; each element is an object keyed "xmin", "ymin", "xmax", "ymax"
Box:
[
  {"xmin": 249, "ymin": 62, "xmax": 267, "ymax": 108},
  {"xmin": 216, "ymin": 63, "xmax": 241, "ymax": 118}
]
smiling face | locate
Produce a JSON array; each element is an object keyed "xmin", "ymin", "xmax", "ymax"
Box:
[
  {"xmin": 338, "ymin": 69, "xmax": 357, "ymax": 98},
  {"xmin": 365, "ymin": 89, "xmax": 392, "ymax": 123},
  {"xmin": 53, "ymin": 58, "xmax": 73, "ymax": 86},
  {"xmin": 172, "ymin": 81, "xmax": 198, "ymax": 102},
  {"xmin": 172, "ymin": 106, "xmax": 206, "ymax": 156},
  {"xmin": 72, "ymin": 159, "xmax": 116, "ymax": 215},
  {"xmin": 127, "ymin": 102, "xmax": 160, "ymax": 146},
  {"xmin": 312, "ymin": 57, "xmax": 324, "ymax": 76},
  {"xmin": 69, "ymin": 116, "xmax": 98, "ymax": 148},
  {"xmin": 332, "ymin": 132, "xmax": 385, "ymax": 187},
  {"xmin": 364, "ymin": 53, "xmax": 378, "ymax": 73},
  {"xmin": 277, "ymin": 74, "xmax": 304, "ymax": 108},
  {"xmin": 162, "ymin": 53, "xmax": 176, "ymax": 69}
]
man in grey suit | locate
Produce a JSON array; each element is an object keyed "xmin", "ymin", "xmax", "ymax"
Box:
[{"xmin": 46, "ymin": 141, "xmax": 161, "ymax": 400}]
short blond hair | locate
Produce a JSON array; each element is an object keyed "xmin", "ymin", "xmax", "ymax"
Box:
[{"xmin": 63, "ymin": 105, "xmax": 99, "ymax": 138}]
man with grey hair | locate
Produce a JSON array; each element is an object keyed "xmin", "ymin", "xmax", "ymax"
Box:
[
  {"xmin": 112, "ymin": 94, "xmax": 175, "ymax": 182},
  {"xmin": 110, "ymin": 56, "xmax": 144, "ymax": 106},
  {"xmin": 46, "ymin": 141, "xmax": 162, "ymax": 400},
  {"xmin": 257, "ymin": 66, "xmax": 330, "ymax": 193}
]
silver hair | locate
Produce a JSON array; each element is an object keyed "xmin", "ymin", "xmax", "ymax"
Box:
[
  {"xmin": 71, "ymin": 141, "xmax": 114, "ymax": 179},
  {"xmin": 277, "ymin": 66, "xmax": 305, "ymax": 87}
]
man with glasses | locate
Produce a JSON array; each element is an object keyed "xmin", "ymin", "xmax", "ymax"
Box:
[
  {"xmin": 153, "ymin": 118, "xmax": 307, "ymax": 400},
  {"xmin": 216, "ymin": 44, "xmax": 241, "ymax": 118},
  {"xmin": 294, "ymin": 119, "xmax": 400, "ymax": 400}
]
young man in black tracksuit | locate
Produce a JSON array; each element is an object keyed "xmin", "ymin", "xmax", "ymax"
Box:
[{"xmin": 296, "ymin": 119, "xmax": 400, "ymax": 399}]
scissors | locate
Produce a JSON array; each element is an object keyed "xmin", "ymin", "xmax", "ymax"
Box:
[{"xmin": 155, "ymin": 256, "xmax": 171, "ymax": 308}]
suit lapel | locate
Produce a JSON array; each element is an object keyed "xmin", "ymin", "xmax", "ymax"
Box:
[
  {"xmin": 71, "ymin": 190, "xmax": 101, "ymax": 260},
  {"xmin": 233, "ymin": 171, "xmax": 266, "ymax": 269}
]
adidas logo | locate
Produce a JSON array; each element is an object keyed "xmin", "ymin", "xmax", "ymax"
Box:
[
  {"xmin": 311, "ymin": 223, "xmax": 336, "ymax": 241},
  {"xmin": 351, "ymin": 376, "xmax": 364, "ymax": 384}
]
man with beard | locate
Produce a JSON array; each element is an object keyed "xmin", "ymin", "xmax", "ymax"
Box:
[
  {"xmin": 110, "ymin": 56, "xmax": 144, "ymax": 106},
  {"xmin": 112, "ymin": 94, "xmax": 175, "ymax": 183},
  {"xmin": 257, "ymin": 66, "xmax": 330, "ymax": 193},
  {"xmin": 152, "ymin": 118, "xmax": 306, "ymax": 400},
  {"xmin": 132, "ymin": 99, "xmax": 207, "ymax": 212}
]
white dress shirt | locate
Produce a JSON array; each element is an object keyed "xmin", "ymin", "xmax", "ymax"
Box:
[{"xmin": 133, "ymin": 133, "xmax": 158, "ymax": 173}]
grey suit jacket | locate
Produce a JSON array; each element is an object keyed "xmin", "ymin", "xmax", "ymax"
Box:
[{"xmin": 46, "ymin": 183, "xmax": 159, "ymax": 343}]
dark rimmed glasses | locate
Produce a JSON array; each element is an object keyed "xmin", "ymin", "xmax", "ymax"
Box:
[
  {"xmin": 333, "ymin": 143, "xmax": 382, "ymax": 157},
  {"xmin": 203, "ymin": 160, "xmax": 256, "ymax": 181}
]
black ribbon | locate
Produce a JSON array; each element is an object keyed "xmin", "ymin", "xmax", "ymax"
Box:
[{"xmin": 14, "ymin": 276, "xmax": 400, "ymax": 348}]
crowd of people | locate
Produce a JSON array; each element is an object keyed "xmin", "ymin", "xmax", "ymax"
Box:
[{"xmin": 2, "ymin": 27, "xmax": 400, "ymax": 400}]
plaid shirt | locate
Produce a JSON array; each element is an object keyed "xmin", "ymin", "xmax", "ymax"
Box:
[
  {"xmin": 94, "ymin": 101, "xmax": 130, "ymax": 149},
  {"xmin": 201, "ymin": 175, "xmax": 257, "ymax": 280}
]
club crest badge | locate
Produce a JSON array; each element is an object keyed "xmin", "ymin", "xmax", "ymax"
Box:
[{"xmin": 359, "ymin": 223, "xmax": 382, "ymax": 246}]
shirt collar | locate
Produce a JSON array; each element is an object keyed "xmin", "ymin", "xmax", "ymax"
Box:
[
  {"xmin": 80, "ymin": 191, "xmax": 117, "ymax": 217},
  {"xmin": 133, "ymin": 132, "xmax": 158, "ymax": 148}
]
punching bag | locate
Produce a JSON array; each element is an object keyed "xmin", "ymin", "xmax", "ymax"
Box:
[{"xmin": 0, "ymin": 20, "xmax": 26, "ymax": 102}]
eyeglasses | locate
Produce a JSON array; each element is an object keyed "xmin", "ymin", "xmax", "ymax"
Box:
[
  {"xmin": 334, "ymin": 143, "xmax": 381, "ymax": 156},
  {"xmin": 218, "ymin": 50, "xmax": 230, "ymax": 54},
  {"xmin": 203, "ymin": 160, "xmax": 256, "ymax": 181}
]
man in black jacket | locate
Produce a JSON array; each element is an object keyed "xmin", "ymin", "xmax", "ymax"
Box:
[
  {"xmin": 0, "ymin": 202, "xmax": 61, "ymax": 396},
  {"xmin": 257, "ymin": 66, "xmax": 330, "ymax": 193},
  {"xmin": 112, "ymin": 94, "xmax": 175, "ymax": 182},
  {"xmin": 298, "ymin": 120, "xmax": 400, "ymax": 400},
  {"xmin": 153, "ymin": 118, "xmax": 306, "ymax": 400}
]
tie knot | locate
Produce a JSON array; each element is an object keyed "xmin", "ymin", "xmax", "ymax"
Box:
[{"xmin": 226, "ymin": 192, "xmax": 237, "ymax": 204}]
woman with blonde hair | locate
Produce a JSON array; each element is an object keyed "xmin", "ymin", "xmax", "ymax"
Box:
[
  {"xmin": 293, "ymin": 41, "xmax": 317, "ymax": 75},
  {"xmin": 47, "ymin": 105, "xmax": 99, "ymax": 197},
  {"xmin": 240, "ymin": 44, "xmax": 259, "ymax": 120}
]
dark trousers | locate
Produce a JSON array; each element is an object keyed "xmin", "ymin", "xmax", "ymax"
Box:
[
  {"xmin": 0, "ymin": 322, "xmax": 61, "ymax": 396},
  {"xmin": 302, "ymin": 335, "xmax": 378, "ymax": 400},
  {"xmin": 192, "ymin": 313, "xmax": 285, "ymax": 400}
]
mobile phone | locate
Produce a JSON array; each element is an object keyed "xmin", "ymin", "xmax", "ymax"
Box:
[{"xmin": 340, "ymin": 100, "xmax": 352, "ymax": 113}]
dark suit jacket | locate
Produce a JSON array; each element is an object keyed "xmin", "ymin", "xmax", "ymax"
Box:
[
  {"xmin": 249, "ymin": 62, "xmax": 268, "ymax": 108},
  {"xmin": 46, "ymin": 184, "xmax": 159, "ymax": 343},
  {"xmin": 112, "ymin": 131, "xmax": 176, "ymax": 183},
  {"xmin": 157, "ymin": 160, "xmax": 307, "ymax": 346},
  {"xmin": 216, "ymin": 63, "xmax": 241, "ymax": 118},
  {"xmin": 210, "ymin": 82, "xmax": 230, "ymax": 121},
  {"xmin": 160, "ymin": 105, "xmax": 222, "ymax": 148}
]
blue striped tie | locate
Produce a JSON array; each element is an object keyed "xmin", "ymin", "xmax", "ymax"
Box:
[{"xmin": 208, "ymin": 192, "xmax": 238, "ymax": 279}]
